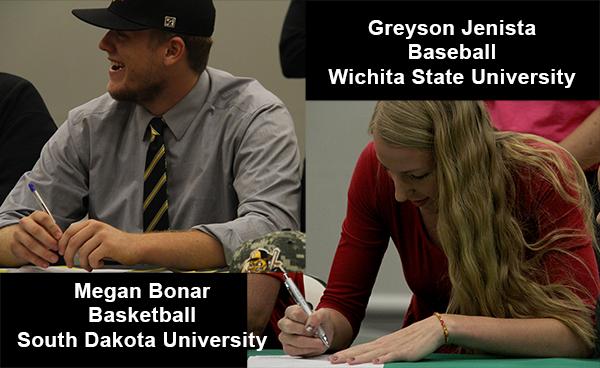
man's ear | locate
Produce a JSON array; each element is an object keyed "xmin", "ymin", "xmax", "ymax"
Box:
[{"xmin": 163, "ymin": 36, "xmax": 186, "ymax": 66}]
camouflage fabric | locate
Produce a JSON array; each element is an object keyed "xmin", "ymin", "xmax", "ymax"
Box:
[{"xmin": 229, "ymin": 231, "xmax": 305, "ymax": 273}]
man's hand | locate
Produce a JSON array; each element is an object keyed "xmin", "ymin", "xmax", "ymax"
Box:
[
  {"xmin": 7, "ymin": 211, "xmax": 63, "ymax": 267},
  {"xmin": 59, "ymin": 220, "xmax": 140, "ymax": 271}
]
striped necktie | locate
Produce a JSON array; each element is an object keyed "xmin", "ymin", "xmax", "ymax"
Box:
[{"xmin": 143, "ymin": 117, "xmax": 169, "ymax": 232}]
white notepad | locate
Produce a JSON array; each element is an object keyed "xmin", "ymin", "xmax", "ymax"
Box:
[{"xmin": 248, "ymin": 354, "xmax": 382, "ymax": 368}]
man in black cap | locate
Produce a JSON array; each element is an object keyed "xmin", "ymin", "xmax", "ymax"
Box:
[{"xmin": 0, "ymin": 0, "xmax": 301, "ymax": 275}]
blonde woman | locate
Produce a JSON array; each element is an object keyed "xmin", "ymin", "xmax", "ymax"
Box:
[{"xmin": 279, "ymin": 101, "xmax": 600, "ymax": 363}]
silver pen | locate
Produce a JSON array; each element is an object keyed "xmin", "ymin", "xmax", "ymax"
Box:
[
  {"xmin": 283, "ymin": 272, "xmax": 330, "ymax": 348},
  {"xmin": 28, "ymin": 182, "xmax": 56, "ymax": 223}
]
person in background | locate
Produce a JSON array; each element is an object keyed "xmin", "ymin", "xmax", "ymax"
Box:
[
  {"xmin": 486, "ymin": 101, "xmax": 600, "ymax": 239},
  {"xmin": 279, "ymin": 101, "xmax": 600, "ymax": 363},
  {"xmin": 279, "ymin": 0, "xmax": 305, "ymax": 78},
  {"xmin": 486, "ymin": 101, "xmax": 600, "ymax": 171},
  {"xmin": 0, "ymin": 73, "xmax": 56, "ymax": 203}
]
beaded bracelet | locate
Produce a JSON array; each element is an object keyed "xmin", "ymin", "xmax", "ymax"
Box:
[{"xmin": 433, "ymin": 312, "xmax": 449, "ymax": 344}]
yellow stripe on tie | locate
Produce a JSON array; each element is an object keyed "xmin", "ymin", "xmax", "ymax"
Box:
[
  {"xmin": 144, "ymin": 146, "xmax": 165, "ymax": 180},
  {"xmin": 150, "ymin": 125, "xmax": 160, "ymax": 139},
  {"xmin": 143, "ymin": 173, "xmax": 167, "ymax": 210},
  {"xmin": 146, "ymin": 201, "xmax": 168, "ymax": 232}
]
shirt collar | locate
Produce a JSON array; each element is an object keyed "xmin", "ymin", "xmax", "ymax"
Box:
[{"xmin": 134, "ymin": 70, "xmax": 209, "ymax": 141}]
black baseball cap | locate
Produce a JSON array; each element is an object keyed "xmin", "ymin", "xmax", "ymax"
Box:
[{"xmin": 72, "ymin": 0, "xmax": 215, "ymax": 37}]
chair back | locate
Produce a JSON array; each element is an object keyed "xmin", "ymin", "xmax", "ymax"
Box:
[{"xmin": 302, "ymin": 273, "xmax": 326, "ymax": 310}]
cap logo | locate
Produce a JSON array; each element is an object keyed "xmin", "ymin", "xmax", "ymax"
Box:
[{"xmin": 164, "ymin": 16, "xmax": 176, "ymax": 29}]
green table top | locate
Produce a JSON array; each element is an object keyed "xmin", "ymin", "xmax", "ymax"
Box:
[{"xmin": 249, "ymin": 349, "xmax": 600, "ymax": 367}]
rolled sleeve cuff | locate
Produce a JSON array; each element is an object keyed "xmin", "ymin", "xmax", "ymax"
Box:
[
  {"xmin": 193, "ymin": 224, "xmax": 241, "ymax": 265},
  {"xmin": 0, "ymin": 213, "xmax": 25, "ymax": 230},
  {"xmin": 192, "ymin": 216, "xmax": 280, "ymax": 266}
]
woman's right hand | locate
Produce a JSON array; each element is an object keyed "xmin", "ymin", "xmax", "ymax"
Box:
[{"xmin": 278, "ymin": 305, "xmax": 334, "ymax": 357}]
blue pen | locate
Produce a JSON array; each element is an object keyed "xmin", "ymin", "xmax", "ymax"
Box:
[{"xmin": 28, "ymin": 183, "xmax": 56, "ymax": 224}]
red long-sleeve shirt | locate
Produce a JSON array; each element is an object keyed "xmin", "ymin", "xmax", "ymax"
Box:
[{"xmin": 318, "ymin": 142, "xmax": 600, "ymax": 340}]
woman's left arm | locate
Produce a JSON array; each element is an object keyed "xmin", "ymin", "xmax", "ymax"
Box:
[
  {"xmin": 330, "ymin": 314, "xmax": 592, "ymax": 364},
  {"xmin": 446, "ymin": 314, "xmax": 591, "ymax": 357}
]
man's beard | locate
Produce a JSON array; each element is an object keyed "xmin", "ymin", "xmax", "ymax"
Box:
[{"xmin": 109, "ymin": 76, "xmax": 165, "ymax": 105}]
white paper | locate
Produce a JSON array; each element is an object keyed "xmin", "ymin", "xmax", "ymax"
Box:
[
  {"xmin": 248, "ymin": 355, "xmax": 382, "ymax": 368},
  {"xmin": 0, "ymin": 265, "xmax": 171, "ymax": 273}
]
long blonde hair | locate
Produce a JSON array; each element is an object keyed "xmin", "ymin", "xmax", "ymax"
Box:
[{"xmin": 369, "ymin": 100, "xmax": 598, "ymax": 349}]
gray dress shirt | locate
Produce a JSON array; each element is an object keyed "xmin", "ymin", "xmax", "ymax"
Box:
[{"xmin": 0, "ymin": 67, "xmax": 301, "ymax": 264}]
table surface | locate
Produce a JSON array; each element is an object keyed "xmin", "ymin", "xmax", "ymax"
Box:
[
  {"xmin": 0, "ymin": 265, "xmax": 228, "ymax": 273},
  {"xmin": 249, "ymin": 349, "xmax": 600, "ymax": 367}
]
